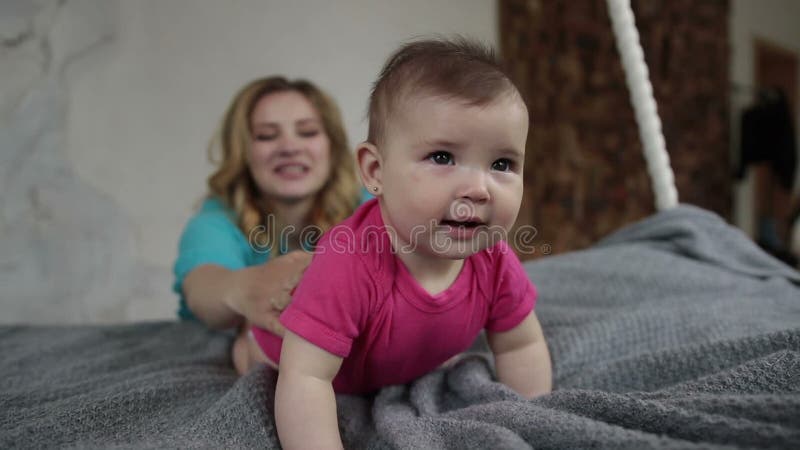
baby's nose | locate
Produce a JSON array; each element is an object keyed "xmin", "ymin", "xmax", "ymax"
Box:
[{"xmin": 457, "ymin": 172, "xmax": 490, "ymax": 204}]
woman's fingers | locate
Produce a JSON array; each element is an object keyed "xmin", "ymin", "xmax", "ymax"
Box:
[
  {"xmin": 246, "ymin": 250, "xmax": 313, "ymax": 333},
  {"xmin": 283, "ymin": 252, "xmax": 312, "ymax": 285},
  {"xmin": 254, "ymin": 306, "xmax": 286, "ymax": 336},
  {"xmin": 267, "ymin": 311, "xmax": 286, "ymax": 336},
  {"xmin": 258, "ymin": 251, "xmax": 311, "ymax": 287},
  {"xmin": 270, "ymin": 292, "xmax": 292, "ymax": 310},
  {"xmin": 246, "ymin": 301, "xmax": 286, "ymax": 336},
  {"xmin": 285, "ymin": 249, "xmax": 313, "ymax": 265}
]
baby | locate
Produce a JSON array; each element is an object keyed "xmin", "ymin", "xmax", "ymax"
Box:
[{"xmin": 237, "ymin": 37, "xmax": 552, "ymax": 449}]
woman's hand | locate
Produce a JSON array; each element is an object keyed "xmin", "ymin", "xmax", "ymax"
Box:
[{"xmin": 224, "ymin": 250, "xmax": 312, "ymax": 335}]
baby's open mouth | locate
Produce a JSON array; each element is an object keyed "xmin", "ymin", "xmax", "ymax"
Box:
[{"xmin": 440, "ymin": 219, "xmax": 485, "ymax": 228}]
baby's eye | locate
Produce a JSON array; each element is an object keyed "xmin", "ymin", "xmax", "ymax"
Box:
[
  {"xmin": 491, "ymin": 158, "xmax": 515, "ymax": 172},
  {"xmin": 427, "ymin": 151, "xmax": 454, "ymax": 165}
]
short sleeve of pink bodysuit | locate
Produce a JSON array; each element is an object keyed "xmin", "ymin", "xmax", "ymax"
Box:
[{"xmin": 485, "ymin": 240, "xmax": 537, "ymax": 332}]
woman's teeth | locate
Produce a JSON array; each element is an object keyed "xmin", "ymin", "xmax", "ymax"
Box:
[{"xmin": 276, "ymin": 164, "xmax": 307, "ymax": 174}]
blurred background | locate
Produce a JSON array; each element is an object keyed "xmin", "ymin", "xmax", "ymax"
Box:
[{"xmin": 1, "ymin": 0, "xmax": 798, "ymax": 324}]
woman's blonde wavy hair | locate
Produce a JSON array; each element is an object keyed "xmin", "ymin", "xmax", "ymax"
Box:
[{"xmin": 207, "ymin": 76, "xmax": 361, "ymax": 250}]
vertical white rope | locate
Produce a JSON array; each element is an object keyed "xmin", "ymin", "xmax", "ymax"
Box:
[{"xmin": 606, "ymin": 0, "xmax": 678, "ymax": 210}]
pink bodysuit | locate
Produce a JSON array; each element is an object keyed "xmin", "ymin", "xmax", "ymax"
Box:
[{"xmin": 252, "ymin": 199, "xmax": 536, "ymax": 394}]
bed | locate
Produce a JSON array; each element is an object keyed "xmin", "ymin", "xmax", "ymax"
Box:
[
  {"xmin": 2, "ymin": 204, "xmax": 799, "ymax": 449},
  {"xmin": 4, "ymin": 1, "xmax": 799, "ymax": 448}
]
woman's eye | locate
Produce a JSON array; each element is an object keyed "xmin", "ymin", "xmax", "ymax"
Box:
[
  {"xmin": 492, "ymin": 158, "xmax": 514, "ymax": 172},
  {"xmin": 428, "ymin": 151, "xmax": 454, "ymax": 165},
  {"xmin": 299, "ymin": 130, "xmax": 320, "ymax": 138},
  {"xmin": 255, "ymin": 134, "xmax": 277, "ymax": 141}
]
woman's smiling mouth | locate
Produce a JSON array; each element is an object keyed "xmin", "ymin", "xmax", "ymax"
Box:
[{"xmin": 274, "ymin": 163, "xmax": 310, "ymax": 178}]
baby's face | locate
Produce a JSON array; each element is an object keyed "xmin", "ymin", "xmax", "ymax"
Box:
[{"xmin": 378, "ymin": 93, "xmax": 528, "ymax": 259}]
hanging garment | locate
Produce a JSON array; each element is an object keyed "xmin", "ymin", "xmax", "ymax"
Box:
[{"xmin": 736, "ymin": 88, "xmax": 797, "ymax": 190}]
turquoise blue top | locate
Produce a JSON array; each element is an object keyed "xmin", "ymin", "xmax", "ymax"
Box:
[{"xmin": 173, "ymin": 191, "xmax": 371, "ymax": 320}]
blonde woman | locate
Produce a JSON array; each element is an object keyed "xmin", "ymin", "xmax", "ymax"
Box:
[{"xmin": 173, "ymin": 76, "xmax": 365, "ymax": 335}]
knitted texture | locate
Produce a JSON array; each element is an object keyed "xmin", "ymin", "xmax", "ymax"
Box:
[{"xmin": 1, "ymin": 205, "xmax": 798, "ymax": 449}]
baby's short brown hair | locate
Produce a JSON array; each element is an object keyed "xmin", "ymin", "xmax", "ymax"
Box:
[{"xmin": 367, "ymin": 36, "xmax": 522, "ymax": 146}]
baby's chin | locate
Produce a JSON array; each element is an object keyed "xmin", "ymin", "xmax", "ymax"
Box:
[
  {"xmin": 423, "ymin": 233, "xmax": 500, "ymax": 258},
  {"xmin": 432, "ymin": 251, "xmax": 480, "ymax": 261}
]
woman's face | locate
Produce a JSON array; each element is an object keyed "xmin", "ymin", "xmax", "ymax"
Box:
[{"xmin": 248, "ymin": 90, "xmax": 332, "ymax": 206}]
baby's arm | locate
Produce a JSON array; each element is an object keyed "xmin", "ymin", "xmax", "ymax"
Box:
[
  {"xmin": 275, "ymin": 330, "xmax": 344, "ymax": 450},
  {"xmin": 487, "ymin": 311, "xmax": 552, "ymax": 399}
]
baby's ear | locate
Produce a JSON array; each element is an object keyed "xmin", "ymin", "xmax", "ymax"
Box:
[{"xmin": 356, "ymin": 141, "xmax": 383, "ymax": 196}]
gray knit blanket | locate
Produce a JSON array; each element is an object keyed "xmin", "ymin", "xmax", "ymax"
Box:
[{"xmin": 2, "ymin": 205, "xmax": 799, "ymax": 449}]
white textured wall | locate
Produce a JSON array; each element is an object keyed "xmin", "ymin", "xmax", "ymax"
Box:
[
  {"xmin": 729, "ymin": 0, "xmax": 800, "ymax": 239},
  {"xmin": 0, "ymin": 0, "xmax": 497, "ymax": 324}
]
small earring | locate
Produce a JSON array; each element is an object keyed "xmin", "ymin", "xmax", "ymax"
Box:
[{"xmin": 372, "ymin": 186, "xmax": 379, "ymax": 192}]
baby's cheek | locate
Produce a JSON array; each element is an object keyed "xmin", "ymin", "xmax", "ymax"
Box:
[{"xmin": 494, "ymin": 201, "xmax": 517, "ymax": 226}]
